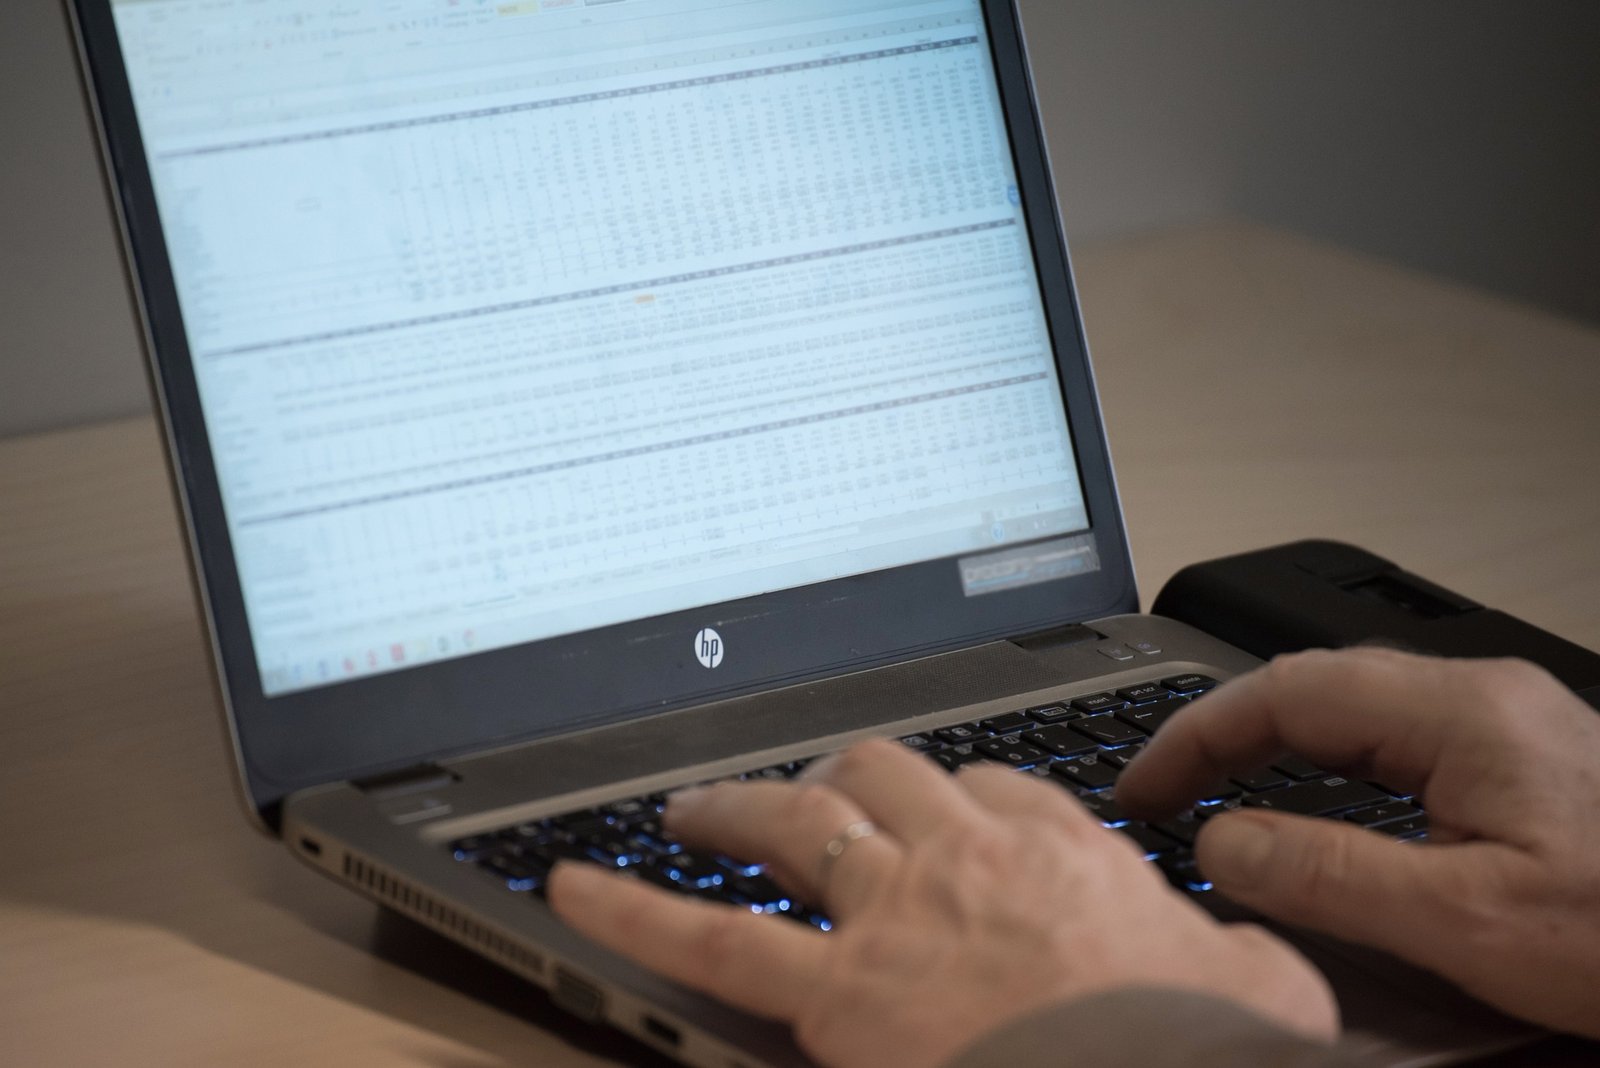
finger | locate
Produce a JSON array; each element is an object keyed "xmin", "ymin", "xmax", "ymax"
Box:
[
  {"xmin": 1118, "ymin": 648, "xmax": 1479, "ymax": 818},
  {"xmin": 1196, "ymin": 808, "xmax": 1503, "ymax": 979},
  {"xmin": 955, "ymin": 763, "xmax": 1105, "ymax": 837},
  {"xmin": 664, "ymin": 779, "xmax": 902, "ymax": 915},
  {"xmin": 548, "ymin": 862, "xmax": 825, "ymax": 1021},
  {"xmin": 802, "ymin": 738, "xmax": 983, "ymax": 841}
]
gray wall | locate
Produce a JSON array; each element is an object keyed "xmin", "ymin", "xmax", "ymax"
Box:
[{"xmin": 4, "ymin": 1, "xmax": 1599, "ymax": 437}]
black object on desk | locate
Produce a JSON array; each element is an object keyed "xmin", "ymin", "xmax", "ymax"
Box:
[{"xmin": 1152, "ymin": 540, "xmax": 1600, "ymax": 711}]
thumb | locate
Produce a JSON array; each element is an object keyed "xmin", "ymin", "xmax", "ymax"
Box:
[{"xmin": 1197, "ymin": 809, "xmax": 1454, "ymax": 963}]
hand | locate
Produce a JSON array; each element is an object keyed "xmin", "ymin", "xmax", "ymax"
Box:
[
  {"xmin": 1118, "ymin": 647, "xmax": 1600, "ymax": 1039},
  {"xmin": 549, "ymin": 738, "xmax": 1337, "ymax": 1068}
]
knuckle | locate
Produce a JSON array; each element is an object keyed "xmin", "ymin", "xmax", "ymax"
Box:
[
  {"xmin": 832, "ymin": 740, "xmax": 885, "ymax": 779},
  {"xmin": 1477, "ymin": 657, "xmax": 1552, "ymax": 699},
  {"xmin": 1279, "ymin": 824, "xmax": 1357, "ymax": 906},
  {"xmin": 789, "ymin": 782, "xmax": 846, "ymax": 826}
]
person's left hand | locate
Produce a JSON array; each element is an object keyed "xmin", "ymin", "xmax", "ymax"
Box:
[{"xmin": 548, "ymin": 738, "xmax": 1337, "ymax": 1068}]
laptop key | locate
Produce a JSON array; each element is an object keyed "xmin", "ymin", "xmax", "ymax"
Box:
[
  {"xmin": 932, "ymin": 746, "xmax": 987, "ymax": 773},
  {"xmin": 1271, "ymin": 755, "xmax": 1328, "ymax": 782},
  {"xmin": 480, "ymin": 854, "xmax": 547, "ymax": 892},
  {"xmin": 1343, "ymin": 802, "xmax": 1423, "ymax": 827},
  {"xmin": 1161, "ymin": 674, "xmax": 1217, "ymax": 694},
  {"xmin": 1028, "ymin": 704, "xmax": 1080, "ymax": 724},
  {"xmin": 1116, "ymin": 683, "xmax": 1171, "ymax": 704},
  {"xmin": 451, "ymin": 835, "xmax": 496, "ymax": 861},
  {"xmin": 1197, "ymin": 779, "xmax": 1243, "ymax": 803},
  {"xmin": 1118, "ymin": 823, "xmax": 1181, "ymax": 858},
  {"xmin": 1373, "ymin": 814, "xmax": 1429, "ymax": 838},
  {"xmin": 1048, "ymin": 756, "xmax": 1120, "ymax": 791},
  {"xmin": 1231, "ymin": 767, "xmax": 1291, "ymax": 792},
  {"xmin": 1074, "ymin": 792, "xmax": 1130, "ymax": 826},
  {"xmin": 659, "ymin": 853, "xmax": 726, "ymax": 889},
  {"xmin": 1071, "ymin": 693, "xmax": 1129, "ymax": 714},
  {"xmin": 975, "ymin": 735, "xmax": 1048, "ymax": 767},
  {"xmin": 1022, "ymin": 724, "xmax": 1099, "ymax": 757},
  {"xmin": 551, "ymin": 813, "xmax": 614, "ymax": 840},
  {"xmin": 1114, "ymin": 697, "xmax": 1189, "ymax": 735},
  {"xmin": 934, "ymin": 724, "xmax": 989, "ymax": 745},
  {"xmin": 1153, "ymin": 817, "xmax": 1200, "ymax": 847},
  {"xmin": 1098, "ymin": 746, "xmax": 1145, "ymax": 770},
  {"xmin": 898, "ymin": 733, "xmax": 939, "ymax": 752},
  {"xmin": 1157, "ymin": 855, "xmax": 1215, "ymax": 893},
  {"xmin": 1242, "ymin": 777, "xmax": 1390, "ymax": 817},
  {"xmin": 1070, "ymin": 714, "xmax": 1146, "ymax": 748},
  {"xmin": 978, "ymin": 711, "xmax": 1035, "ymax": 734}
]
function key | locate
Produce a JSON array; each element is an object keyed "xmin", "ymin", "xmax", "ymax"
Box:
[
  {"xmin": 898, "ymin": 733, "xmax": 939, "ymax": 751},
  {"xmin": 1116, "ymin": 683, "xmax": 1171, "ymax": 704},
  {"xmin": 934, "ymin": 723, "xmax": 989, "ymax": 745},
  {"xmin": 978, "ymin": 710, "xmax": 1035, "ymax": 734},
  {"xmin": 1161, "ymin": 674, "xmax": 1217, "ymax": 694},
  {"xmin": 1071, "ymin": 693, "xmax": 1129, "ymax": 714},
  {"xmin": 1069, "ymin": 714, "xmax": 1146, "ymax": 748},
  {"xmin": 1027, "ymin": 703, "xmax": 1080, "ymax": 724}
]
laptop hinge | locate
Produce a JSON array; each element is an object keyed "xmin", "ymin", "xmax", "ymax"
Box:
[
  {"xmin": 351, "ymin": 763, "xmax": 458, "ymax": 798},
  {"xmin": 1010, "ymin": 623, "xmax": 1103, "ymax": 652}
]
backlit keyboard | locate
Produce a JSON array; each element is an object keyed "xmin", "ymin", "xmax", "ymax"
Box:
[{"xmin": 449, "ymin": 674, "xmax": 1426, "ymax": 922}]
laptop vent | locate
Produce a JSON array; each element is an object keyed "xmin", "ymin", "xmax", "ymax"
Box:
[{"xmin": 341, "ymin": 851, "xmax": 545, "ymax": 978}]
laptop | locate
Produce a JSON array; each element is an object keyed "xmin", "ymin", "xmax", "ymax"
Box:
[{"xmin": 67, "ymin": 1, "xmax": 1534, "ymax": 1064}]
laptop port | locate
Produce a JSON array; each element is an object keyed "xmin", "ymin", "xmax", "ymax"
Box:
[
  {"xmin": 552, "ymin": 966, "xmax": 605, "ymax": 1022},
  {"xmin": 642, "ymin": 1015, "xmax": 681, "ymax": 1048},
  {"xmin": 298, "ymin": 837, "xmax": 322, "ymax": 857}
]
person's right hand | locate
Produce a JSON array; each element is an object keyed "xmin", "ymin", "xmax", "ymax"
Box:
[{"xmin": 1118, "ymin": 647, "xmax": 1600, "ymax": 1039}]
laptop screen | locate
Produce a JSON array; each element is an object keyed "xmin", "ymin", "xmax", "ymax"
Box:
[{"xmin": 110, "ymin": 0, "xmax": 1093, "ymax": 697}]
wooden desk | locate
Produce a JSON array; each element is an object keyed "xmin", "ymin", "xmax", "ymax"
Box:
[{"xmin": 3, "ymin": 222, "xmax": 1597, "ymax": 1066}]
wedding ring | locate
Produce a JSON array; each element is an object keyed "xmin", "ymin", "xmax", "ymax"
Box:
[{"xmin": 816, "ymin": 820, "xmax": 876, "ymax": 893}]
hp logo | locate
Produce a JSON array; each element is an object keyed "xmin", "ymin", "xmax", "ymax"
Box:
[{"xmin": 694, "ymin": 628, "xmax": 724, "ymax": 669}]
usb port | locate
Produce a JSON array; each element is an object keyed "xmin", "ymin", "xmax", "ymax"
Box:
[{"xmin": 552, "ymin": 967, "xmax": 605, "ymax": 1022}]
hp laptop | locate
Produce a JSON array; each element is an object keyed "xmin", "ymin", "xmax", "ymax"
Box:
[{"xmin": 68, "ymin": 1, "xmax": 1533, "ymax": 1064}]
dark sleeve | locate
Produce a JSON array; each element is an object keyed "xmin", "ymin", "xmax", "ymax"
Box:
[{"xmin": 943, "ymin": 987, "xmax": 1376, "ymax": 1068}]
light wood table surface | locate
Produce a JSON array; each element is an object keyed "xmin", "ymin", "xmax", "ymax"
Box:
[{"xmin": 3, "ymin": 222, "xmax": 1597, "ymax": 1066}]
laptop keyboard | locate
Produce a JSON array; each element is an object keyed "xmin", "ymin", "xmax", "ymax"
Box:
[{"xmin": 447, "ymin": 674, "xmax": 1427, "ymax": 925}]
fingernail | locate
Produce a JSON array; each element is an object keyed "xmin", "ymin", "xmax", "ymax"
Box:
[{"xmin": 1203, "ymin": 812, "xmax": 1277, "ymax": 887}]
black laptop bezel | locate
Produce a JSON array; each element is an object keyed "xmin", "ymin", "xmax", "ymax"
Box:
[{"xmin": 69, "ymin": 0, "xmax": 1137, "ymax": 821}]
